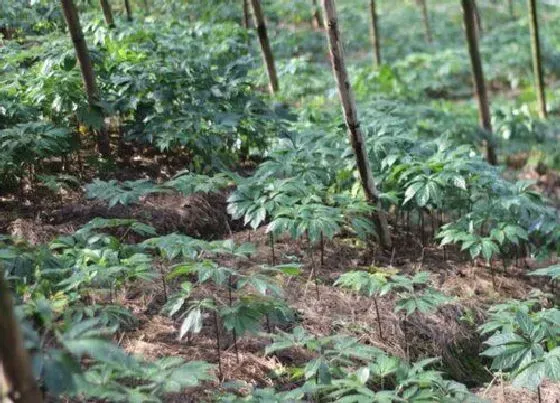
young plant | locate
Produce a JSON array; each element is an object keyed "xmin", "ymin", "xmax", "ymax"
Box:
[{"xmin": 334, "ymin": 270, "xmax": 389, "ymax": 340}]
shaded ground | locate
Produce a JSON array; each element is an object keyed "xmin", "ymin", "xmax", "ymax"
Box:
[{"xmin": 3, "ymin": 188, "xmax": 560, "ymax": 401}]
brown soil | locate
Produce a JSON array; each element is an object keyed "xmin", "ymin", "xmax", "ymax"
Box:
[{"xmin": 3, "ymin": 191, "xmax": 558, "ymax": 402}]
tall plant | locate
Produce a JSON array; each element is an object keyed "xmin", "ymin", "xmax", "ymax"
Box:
[{"xmin": 321, "ymin": 0, "xmax": 392, "ymax": 249}]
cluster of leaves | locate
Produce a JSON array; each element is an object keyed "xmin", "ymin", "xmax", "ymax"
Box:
[
  {"xmin": 85, "ymin": 171, "xmax": 237, "ymax": 207},
  {"xmin": 219, "ymin": 326, "xmax": 477, "ymax": 402},
  {"xmin": 1, "ymin": 219, "xmax": 215, "ymax": 401},
  {"xmin": 479, "ymin": 295, "xmax": 560, "ymax": 390}
]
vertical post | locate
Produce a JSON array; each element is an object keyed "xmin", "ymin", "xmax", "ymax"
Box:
[
  {"xmin": 312, "ymin": 0, "xmax": 324, "ymax": 28},
  {"xmin": 243, "ymin": 0, "xmax": 251, "ymax": 28},
  {"xmin": 461, "ymin": 0, "xmax": 497, "ymax": 165},
  {"xmin": 250, "ymin": 0, "xmax": 279, "ymax": 94},
  {"xmin": 99, "ymin": 0, "xmax": 115, "ymax": 28},
  {"xmin": 61, "ymin": 0, "xmax": 111, "ymax": 156},
  {"xmin": 0, "ymin": 269, "xmax": 43, "ymax": 403},
  {"xmin": 528, "ymin": 0, "xmax": 547, "ymax": 118},
  {"xmin": 321, "ymin": 0, "xmax": 392, "ymax": 249},
  {"xmin": 124, "ymin": 0, "xmax": 133, "ymax": 21},
  {"xmin": 419, "ymin": 0, "xmax": 432, "ymax": 43},
  {"xmin": 369, "ymin": 0, "xmax": 381, "ymax": 66}
]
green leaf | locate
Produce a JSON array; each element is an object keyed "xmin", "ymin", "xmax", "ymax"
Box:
[{"xmin": 180, "ymin": 307, "xmax": 203, "ymax": 338}]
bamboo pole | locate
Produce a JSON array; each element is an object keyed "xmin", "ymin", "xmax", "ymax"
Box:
[
  {"xmin": 250, "ymin": 0, "xmax": 279, "ymax": 94},
  {"xmin": 461, "ymin": 0, "xmax": 498, "ymax": 165},
  {"xmin": 370, "ymin": 0, "xmax": 381, "ymax": 66},
  {"xmin": 321, "ymin": 0, "xmax": 392, "ymax": 249},
  {"xmin": 528, "ymin": 0, "xmax": 547, "ymax": 118},
  {"xmin": 61, "ymin": 0, "xmax": 111, "ymax": 156}
]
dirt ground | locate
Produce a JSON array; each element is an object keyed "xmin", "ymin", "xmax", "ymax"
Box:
[{"xmin": 3, "ymin": 190, "xmax": 560, "ymax": 402}]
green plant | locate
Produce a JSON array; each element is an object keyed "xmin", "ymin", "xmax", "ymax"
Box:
[{"xmin": 335, "ymin": 270, "xmax": 389, "ymax": 340}]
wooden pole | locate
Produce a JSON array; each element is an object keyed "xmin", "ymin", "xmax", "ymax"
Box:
[
  {"xmin": 528, "ymin": 0, "xmax": 547, "ymax": 118},
  {"xmin": 243, "ymin": 0, "xmax": 251, "ymax": 28},
  {"xmin": 99, "ymin": 0, "xmax": 115, "ymax": 28},
  {"xmin": 321, "ymin": 0, "xmax": 392, "ymax": 249},
  {"xmin": 0, "ymin": 268, "xmax": 43, "ymax": 403},
  {"xmin": 370, "ymin": 0, "xmax": 381, "ymax": 66},
  {"xmin": 461, "ymin": 0, "xmax": 498, "ymax": 165},
  {"xmin": 124, "ymin": 0, "xmax": 133, "ymax": 21},
  {"xmin": 418, "ymin": 0, "xmax": 432, "ymax": 43},
  {"xmin": 312, "ymin": 0, "xmax": 324, "ymax": 28},
  {"xmin": 250, "ymin": 0, "xmax": 279, "ymax": 94},
  {"xmin": 61, "ymin": 0, "xmax": 111, "ymax": 157}
]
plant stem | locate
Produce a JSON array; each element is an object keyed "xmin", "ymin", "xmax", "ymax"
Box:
[
  {"xmin": 320, "ymin": 231, "xmax": 324, "ymax": 267},
  {"xmin": 403, "ymin": 315, "xmax": 409, "ymax": 361},
  {"xmin": 228, "ymin": 275, "xmax": 240, "ymax": 363},
  {"xmin": 213, "ymin": 310, "xmax": 223, "ymax": 380},
  {"xmin": 490, "ymin": 259, "xmax": 496, "ymax": 291},
  {"xmin": 160, "ymin": 265, "xmax": 167, "ymax": 303},
  {"xmin": 270, "ymin": 232, "xmax": 276, "ymax": 266},
  {"xmin": 374, "ymin": 297, "xmax": 383, "ymax": 340}
]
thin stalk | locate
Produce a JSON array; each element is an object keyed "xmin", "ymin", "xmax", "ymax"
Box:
[
  {"xmin": 213, "ymin": 310, "xmax": 223, "ymax": 380},
  {"xmin": 159, "ymin": 266, "xmax": 167, "ymax": 303},
  {"xmin": 320, "ymin": 231, "xmax": 324, "ymax": 267},
  {"xmin": 403, "ymin": 315, "xmax": 409, "ymax": 361},
  {"xmin": 228, "ymin": 275, "xmax": 240, "ymax": 363},
  {"xmin": 269, "ymin": 232, "xmax": 276, "ymax": 266},
  {"xmin": 373, "ymin": 297, "xmax": 383, "ymax": 340},
  {"xmin": 421, "ymin": 210, "xmax": 426, "ymax": 246},
  {"xmin": 490, "ymin": 259, "xmax": 496, "ymax": 290},
  {"xmin": 309, "ymin": 240, "xmax": 320, "ymax": 301}
]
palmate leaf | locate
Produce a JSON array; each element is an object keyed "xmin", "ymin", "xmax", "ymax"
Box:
[
  {"xmin": 86, "ymin": 179, "xmax": 165, "ymax": 207},
  {"xmin": 165, "ymin": 171, "xmax": 234, "ymax": 195},
  {"xmin": 141, "ymin": 233, "xmax": 207, "ymax": 260},
  {"xmin": 180, "ymin": 307, "xmax": 203, "ymax": 339},
  {"xmin": 178, "ymin": 299, "xmax": 216, "ymax": 339},
  {"xmin": 334, "ymin": 270, "xmax": 388, "ymax": 298},
  {"xmin": 265, "ymin": 326, "xmax": 313, "ymax": 355},
  {"xmin": 529, "ymin": 265, "xmax": 560, "ymax": 280},
  {"xmin": 395, "ymin": 288, "xmax": 452, "ymax": 317},
  {"xmin": 220, "ymin": 301, "xmax": 262, "ymax": 337},
  {"xmin": 237, "ymin": 273, "xmax": 283, "ymax": 297},
  {"xmin": 481, "ymin": 312, "xmax": 547, "ymax": 374}
]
